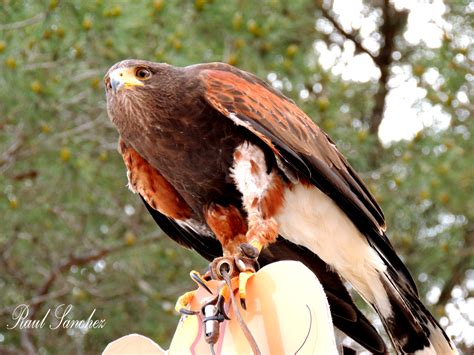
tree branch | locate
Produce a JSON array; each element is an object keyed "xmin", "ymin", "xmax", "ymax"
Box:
[
  {"xmin": 28, "ymin": 233, "xmax": 163, "ymax": 319},
  {"xmin": 318, "ymin": 5, "xmax": 376, "ymax": 62},
  {"xmin": 0, "ymin": 125, "xmax": 25, "ymax": 174},
  {"xmin": 0, "ymin": 345, "xmax": 19, "ymax": 355},
  {"xmin": 368, "ymin": 0, "xmax": 407, "ymax": 136},
  {"xmin": 317, "ymin": 0, "xmax": 408, "ymax": 141},
  {"xmin": 13, "ymin": 233, "xmax": 163, "ymax": 354},
  {"xmin": 0, "ymin": 13, "xmax": 46, "ymax": 31},
  {"xmin": 435, "ymin": 225, "xmax": 474, "ymax": 306},
  {"xmin": 20, "ymin": 329, "xmax": 36, "ymax": 355},
  {"xmin": 0, "ymin": 252, "xmax": 35, "ymax": 289}
]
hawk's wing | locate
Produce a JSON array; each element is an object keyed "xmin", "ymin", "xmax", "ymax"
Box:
[
  {"xmin": 144, "ymin": 195, "xmax": 386, "ymax": 353},
  {"xmin": 119, "ymin": 122, "xmax": 386, "ymax": 353},
  {"xmin": 119, "ymin": 138, "xmax": 222, "ymax": 260},
  {"xmin": 140, "ymin": 196, "xmax": 222, "ymax": 261},
  {"xmin": 193, "ymin": 63, "xmax": 417, "ymax": 293}
]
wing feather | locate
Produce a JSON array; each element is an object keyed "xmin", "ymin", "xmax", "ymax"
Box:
[
  {"xmin": 141, "ymin": 196, "xmax": 223, "ymax": 261},
  {"xmin": 193, "ymin": 63, "xmax": 417, "ymax": 293}
]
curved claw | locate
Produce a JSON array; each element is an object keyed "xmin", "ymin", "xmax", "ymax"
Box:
[
  {"xmin": 175, "ymin": 271, "xmax": 213, "ymax": 314},
  {"xmin": 239, "ymin": 243, "xmax": 259, "ymax": 258},
  {"xmin": 175, "ymin": 290, "xmax": 197, "ymax": 313},
  {"xmin": 190, "ymin": 270, "xmax": 213, "ymax": 295},
  {"xmin": 235, "ymin": 243, "xmax": 260, "ymax": 274},
  {"xmin": 238, "ymin": 271, "xmax": 254, "ymax": 310},
  {"xmin": 179, "ymin": 308, "xmax": 200, "ymax": 316}
]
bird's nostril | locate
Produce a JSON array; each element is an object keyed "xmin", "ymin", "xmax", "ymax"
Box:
[{"xmin": 111, "ymin": 77, "xmax": 123, "ymax": 93}]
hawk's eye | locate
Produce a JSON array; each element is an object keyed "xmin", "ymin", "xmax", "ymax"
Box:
[{"xmin": 135, "ymin": 68, "xmax": 151, "ymax": 80}]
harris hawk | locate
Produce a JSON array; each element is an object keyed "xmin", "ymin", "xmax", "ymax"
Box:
[{"xmin": 104, "ymin": 60, "xmax": 456, "ymax": 354}]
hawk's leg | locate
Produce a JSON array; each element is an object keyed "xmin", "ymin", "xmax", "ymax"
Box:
[
  {"xmin": 176, "ymin": 203, "xmax": 248, "ymax": 313},
  {"xmin": 204, "ymin": 202, "xmax": 262, "ymax": 274},
  {"xmin": 231, "ymin": 142, "xmax": 283, "ymax": 256},
  {"xmin": 230, "ymin": 142, "xmax": 284, "ymax": 307},
  {"xmin": 204, "ymin": 202, "xmax": 265, "ymax": 309},
  {"xmin": 177, "ymin": 142, "xmax": 285, "ymax": 312},
  {"xmin": 175, "ymin": 270, "xmax": 213, "ymax": 313},
  {"xmin": 208, "ymin": 142, "xmax": 285, "ymax": 308}
]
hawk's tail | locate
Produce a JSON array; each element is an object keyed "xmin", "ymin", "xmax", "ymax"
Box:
[{"xmin": 377, "ymin": 272, "xmax": 457, "ymax": 354}]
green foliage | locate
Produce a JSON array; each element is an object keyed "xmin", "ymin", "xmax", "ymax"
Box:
[{"xmin": 0, "ymin": 0, "xmax": 472, "ymax": 353}]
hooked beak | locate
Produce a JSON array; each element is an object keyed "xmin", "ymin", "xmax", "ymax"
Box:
[{"xmin": 109, "ymin": 67, "xmax": 144, "ymax": 93}]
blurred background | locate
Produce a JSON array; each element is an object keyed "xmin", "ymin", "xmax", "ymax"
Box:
[{"xmin": 0, "ymin": 0, "xmax": 472, "ymax": 353}]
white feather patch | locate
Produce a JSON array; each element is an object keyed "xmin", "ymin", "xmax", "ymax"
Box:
[
  {"xmin": 230, "ymin": 141, "xmax": 279, "ymax": 226},
  {"xmin": 421, "ymin": 323, "xmax": 458, "ymax": 355},
  {"xmin": 229, "ymin": 112, "xmax": 252, "ymax": 130},
  {"xmin": 275, "ymin": 182, "xmax": 393, "ymax": 317},
  {"xmin": 126, "ymin": 170, "xmax": 137, "ymax": 193},
  {"xmin": 230, "ymin": 142, "xmax": 271, "ymax": 206}
]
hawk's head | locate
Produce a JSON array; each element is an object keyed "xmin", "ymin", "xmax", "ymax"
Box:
[{"xmin": 104, "ymin": 59, "xmax": 187, "ymax": 135}]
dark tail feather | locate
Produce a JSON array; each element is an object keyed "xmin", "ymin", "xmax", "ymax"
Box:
[
  {"xmin": 330, "ymin": 301, "xmax": 388, "ymax": 354},
  {"xmin": 378, "ymin": 273, "xmax": 457, "ymax": 354}
]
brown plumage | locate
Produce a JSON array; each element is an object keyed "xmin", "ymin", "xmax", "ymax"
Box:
[
  {"xmin": 119, "ymin": 139, "xmax": 192, "ymax": 219},
  {"xmin": 105, "ymin": 60, "xmax": 455, "ymax": 354}
]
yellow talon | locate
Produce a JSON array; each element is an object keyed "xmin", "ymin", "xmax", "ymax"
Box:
[
  {"xmin": 175, "ymin": 270, "xmax": 214, "ymax": 314},
  {"xmin": 175, "ymin": 290, "xmax": 197, "ymax": 313},
  {"xmin": 249, "ymin": 240, "xmax": 264, "ymax": 254},
  {"xmin": 219, "ymin": 283, "xmax": 230, "ymax": 301},
  {"xmin": 238, "ymin": 271, "xmax": 254, "ymax": 310},
  {"xmin": 190, "ymin": 270, "xmax": 213, "ymax": 294}
]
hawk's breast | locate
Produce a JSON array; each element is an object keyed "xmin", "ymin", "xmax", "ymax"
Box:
[{"xmin": 130, "ymin": 106, "xmax": 263, "ymax": 219}]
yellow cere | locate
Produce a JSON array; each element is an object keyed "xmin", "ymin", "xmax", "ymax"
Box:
[{"xmin": 109, "ymin": 67, "xmax": 145, "ymax": 92}]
